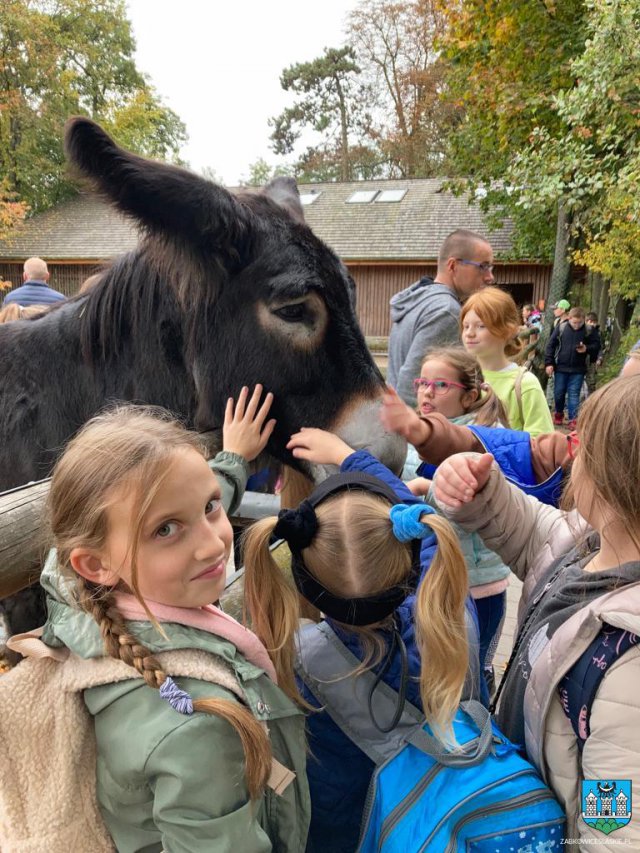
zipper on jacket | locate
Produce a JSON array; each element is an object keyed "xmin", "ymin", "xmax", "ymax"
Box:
[
  {"xmin": 440, "ymin": 787, "xmax": 559, "ymax": 853},
  {"xmin": 490, "ymin": 565, "xmax": 563, "ymax": 713}
]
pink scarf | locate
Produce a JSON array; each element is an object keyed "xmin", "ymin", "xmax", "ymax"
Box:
[{"xmin": 114, "ymin": 591, "xmax": 277, "ymax": 684}]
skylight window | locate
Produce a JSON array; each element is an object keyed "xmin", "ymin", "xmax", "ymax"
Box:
[
  {"xmin": 300, "ymin": 191, "xmax": 321, "ymax": 205},
  {"xmin": 375, "ymin": 189, "xmax": 407, "ymax": 203},
  {"xmin": 346, "ymin": 190, "xmax": 378, "ymax": 204}
]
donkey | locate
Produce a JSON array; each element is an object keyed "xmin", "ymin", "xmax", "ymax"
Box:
[{"xmin": 0, "ymin": 117, "xmax": 404, "ymax": 492}]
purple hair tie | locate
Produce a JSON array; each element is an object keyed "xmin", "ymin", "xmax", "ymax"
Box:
[{"xmin": 159, "ymin": 676, "xmax": 194, "ymax": 715}]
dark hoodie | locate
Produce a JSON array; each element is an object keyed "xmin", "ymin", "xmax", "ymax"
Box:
[{"xmin": 387, "ymin": 277, "xmax": 461, "ymax": 404}]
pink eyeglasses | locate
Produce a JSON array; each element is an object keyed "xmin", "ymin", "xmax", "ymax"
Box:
[{"xmin": 413, "ymin": 378, "xmax": 467, "ymax": 395}]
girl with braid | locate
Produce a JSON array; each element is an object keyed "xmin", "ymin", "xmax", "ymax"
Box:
[
  {"xmin": 35, "ymin": 398, "xmax": 310, "ymax": 853},
  {"xmin": 242, "ymin": 427, "xmax": 479, "ymax": 853}
]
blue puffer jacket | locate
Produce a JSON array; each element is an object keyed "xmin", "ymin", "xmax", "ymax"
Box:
[
  {"xmin": 466, "ymin": 424, "xmax": 564, "ymax": 507},
  {"xmin": 297, "ymin": 449, "xmax": 480, "ymax": 853}
]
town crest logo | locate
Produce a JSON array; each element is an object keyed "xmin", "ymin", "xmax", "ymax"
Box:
[{"xmin": 581, "ymin": 780, "xmax": 632, "ymax": 835}]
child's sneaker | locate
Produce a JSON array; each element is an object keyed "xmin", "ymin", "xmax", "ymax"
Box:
[
  {"xmin": 553, "ymin": 412, "xmax": 564, "ymax": 426},
  {"xmin": 567, "ymin": 419, "xmax": 577, "ymax": 430}
]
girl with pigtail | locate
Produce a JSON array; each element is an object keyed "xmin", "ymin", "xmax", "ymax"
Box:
[
  {"xmin": 21, "ymin": 391, "xmax": 310, "ymax": 853},
  {"xmin": 382, "ymin": 346, "xmax": 513, "ymax": 699},
  {"xmin": 242, "ymin": 428, "xmax": 479, "ymax": 853}
]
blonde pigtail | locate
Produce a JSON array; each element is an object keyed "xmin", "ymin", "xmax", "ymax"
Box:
[
  {"xmin": 414, "ymin": 515, "xmax": 469, "ymax": 748},
  {"xmin": 78, "ymin": 583, "xmax": 271, "ymax": 799},
  {"xmin": 242, "ymin": 517, "xmax": 306, "ymax": 707}
]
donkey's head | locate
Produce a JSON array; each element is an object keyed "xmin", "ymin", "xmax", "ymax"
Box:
[{"xmin": 64, "ymin": 118, "xmax": 405, "ymax": 479}]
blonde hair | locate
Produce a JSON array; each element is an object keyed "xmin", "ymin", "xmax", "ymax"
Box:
[
  {"xmin": 243, "ymin": 490, "xmax": 470, "ymax": 747},
  {"xmin": 565, "ymin": 377, "xmax": 640, "ymax": 555},
  {"xmin": 420, "ymin": 346, "xmax": 510, "ymax": 427},
  {"xmin": 0, "ymin": 303, "xmax": 47, "ymax": 323},
  {"xmin": 461, "ymin": 287, "xmax": 523, "ymax": 358},
  {"xmin": 48, "ymin": 405, "xmax": 271, "ymax": 799}
]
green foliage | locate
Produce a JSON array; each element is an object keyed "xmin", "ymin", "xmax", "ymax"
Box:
[
  {"xmin": 598, "ymin": 323, "xmax": 640, "ymax": 384},
  {"xmin": 509, "ymin": 0, "xmax": 640, "ymax": 297},
  {"xmin": 269, "ymin": 46, "xmax": 377, "ymax": 181},
  {"xmin": 239, "ymin": 157, "xmax": 294, "ymax": 187},
  {"xmin": 436, "ymin": 0, "xmax": 589, "ymax": 259},
  {"xmin": 0, "ymin": 0, "xmax": 187, "ymax": 212}
]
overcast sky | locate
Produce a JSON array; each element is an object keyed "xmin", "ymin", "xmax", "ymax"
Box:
[{"xmin": 126, "ymin": 0, "xmax": 361, "ymax": 184}]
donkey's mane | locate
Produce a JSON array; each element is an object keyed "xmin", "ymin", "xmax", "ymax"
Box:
[{"xmin": 77, "ymin": 251, "xmax": 183, "ymax": 368}]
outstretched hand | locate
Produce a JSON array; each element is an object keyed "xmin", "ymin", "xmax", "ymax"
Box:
[
  {"xmin": 223, "ymin": 385, "xmax": 276, "ymax": 462},
  {"xmin": 287, "ymin": 428, "xmax": 354, "ymax": 467},
  {"xmin": 380, "ymin": 386, "xmax": 424, "ymax": 445},
  {"xmin": 434, "ymin": 453, "xmax": 494, "ymax": 509}
]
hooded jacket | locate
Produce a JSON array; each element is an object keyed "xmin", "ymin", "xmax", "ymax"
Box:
[
  {"xmin": 35, "ymin": 561, "xmax": 310, "ymax": 853},
  {"xmin": 436, "ymin": 459, "xmax": 640, "ymax": 850},
  {"xmin": 545, "ymin": 321, "xmax": 601, "ymax": 374},
  {"xmin": 387, "ymin": 278, "xmax": 461, "ymax": 405}
]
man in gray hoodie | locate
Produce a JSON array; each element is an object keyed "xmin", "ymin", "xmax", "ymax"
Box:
[{"xmin": 387, "ymin": 229, "xmax": 494, "ymax": 404}]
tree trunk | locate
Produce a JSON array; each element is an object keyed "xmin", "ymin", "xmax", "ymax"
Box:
[
  {"xmin": 335, "ymin": 77, "xmax": 351, "ymax": 182},
  {"xmin": 538, "ymin": 205, "xmax": 573, "ymax": 367}
]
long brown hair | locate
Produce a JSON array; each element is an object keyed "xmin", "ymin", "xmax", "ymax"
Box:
[
  {"xmin": 48, "ymin": 405, "xmax": 271, "ymax": 798},
  {"xmin": 243, "ymin": 490, "xmax": 469, "ymax": 747},
  {"xmin": 461, "ymin": 287, "xmax": 523, "ymax": 358},
  {"xmin": 421, "ymin": 346, "xmax": 510, "ymax": 427}
]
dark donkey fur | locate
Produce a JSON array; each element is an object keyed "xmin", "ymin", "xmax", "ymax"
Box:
[{"xmin": 0, "ymin": 117, "xmax": 403, "ymax": 491}]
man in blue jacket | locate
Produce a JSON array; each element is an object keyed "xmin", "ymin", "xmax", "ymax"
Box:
[
  {"xmin": 545, "ymin": 306, "xmax": 601, "ymax": 429},
  {"xmin": 2, "ymin": 257, "xmax": 65, "ymax": 307}
]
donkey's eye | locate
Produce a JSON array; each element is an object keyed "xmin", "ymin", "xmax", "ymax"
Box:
[{"xmin": 273, "ymin": 303, "xmax": 307, "ymax": 323}]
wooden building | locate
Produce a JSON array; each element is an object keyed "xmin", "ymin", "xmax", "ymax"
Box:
[{"xmin": 0, "ymin": 179, "xmax": 552, "ymax": 337}]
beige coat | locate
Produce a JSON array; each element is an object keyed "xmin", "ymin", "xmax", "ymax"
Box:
[{"xmin": 436, "ymin": 458, "xmax": 640, "ymax": 851}]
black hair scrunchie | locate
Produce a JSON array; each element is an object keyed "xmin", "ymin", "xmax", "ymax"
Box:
[{"xmin": 273, "ymin": 499, "xmax": 318, "ymax": 551}]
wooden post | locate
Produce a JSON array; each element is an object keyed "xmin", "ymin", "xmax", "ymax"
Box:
[{"xmin": 0, "ymin": 480, "xmax": 50, "ymax": 598}]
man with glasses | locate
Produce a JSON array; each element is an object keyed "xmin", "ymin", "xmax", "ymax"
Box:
[{"xmin": 388, "ymin": 229, "xmax": 495, "ymax": 404}]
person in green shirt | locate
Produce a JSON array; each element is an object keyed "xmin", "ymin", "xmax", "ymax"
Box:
[{"xmin": 460, "ymin": 287, "xmax": 553, "ymax": 437}]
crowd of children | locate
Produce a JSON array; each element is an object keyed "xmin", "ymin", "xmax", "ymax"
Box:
[{"xmin": 2, "ymin": 285, "xmax": 640, "ymax": 853}]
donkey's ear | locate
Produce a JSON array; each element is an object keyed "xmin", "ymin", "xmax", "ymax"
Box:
[
  {"xmin": 64, "ymin": 117, "xmax": 254, "ymax": 266},
  {"xmin": 264, "ymin": 177, "xmax": 305, "ymax": 225}
]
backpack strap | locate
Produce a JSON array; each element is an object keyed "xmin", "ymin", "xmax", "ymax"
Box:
[
  {"xmin": 406, "ymin": 699, "xmax": 494, "ymax": 767},
  {"xmin": 513, "ymin": 366, "xmax": 528, "ymax": 426},
  {"xmin": 295, "ymin": 621, "xmax": 424, "ymax": 765},
  {"xmin": 296, "ymin": 623, "xmax": 490, "ymax": 768},
  {"xmin": 558, "ymin": 624, "xmax": 639, "ymax": 751}
]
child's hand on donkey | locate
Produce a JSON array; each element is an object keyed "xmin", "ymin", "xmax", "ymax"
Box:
[
  {"xmin": 434, "ymin": 453, "xmax": 494, "ymax": 509},
  {"xmin": 287, "ymin": 428, "xmax": 354, "ymax": 467},
  {"xmin": 223, "ymin": 385, "xmax": 276, "ymax": 462},
  {"xmin": 380, "ymin": 386, "xmax": 425, "ymax": 445}
]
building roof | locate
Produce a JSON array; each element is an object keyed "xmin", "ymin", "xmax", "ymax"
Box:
[{"xmin": 0, "ymin": 178, "xmax": 514, "ymax": 263}]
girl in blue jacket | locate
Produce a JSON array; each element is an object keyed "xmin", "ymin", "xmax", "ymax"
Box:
[{"xmin": 243, "ymin": 429, "xmax": 480, "ymax": 853}]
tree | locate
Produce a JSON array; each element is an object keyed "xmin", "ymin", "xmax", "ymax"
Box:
[
  {"xmin": 435, "ymin": 0, "xmax": 593, "ymax": 349},
  {"xmin": 348, "ymin": 0, "xmax": 455, "ymax": 177},
  {"xmin": 269, "ymin": 46, "xmax": 378, "ymax": 181},
  {"xmin": 238, "ymin": 157, "xmax": 294, "ymax": 187},
  {"xmin": 0, "ymin": 0, "xmax": 187, "ymax": 212},
  {"xmin": 512, "ymin": 0, "xmax": 640, "ymax": 309}
]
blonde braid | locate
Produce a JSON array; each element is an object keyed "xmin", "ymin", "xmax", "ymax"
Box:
[
  {"xmin": 79, "ymin": 585, "xmax": 165, "ymax": 687},
  {"xmin": 77, "ymin": 583, "xmax": 272, "ymax": 798}
]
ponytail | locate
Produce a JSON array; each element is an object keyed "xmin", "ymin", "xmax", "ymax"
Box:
[
  {"xmin": 413, "ymin": 515, "xmax": 469, "ymax": 748},
  {"xmin": 78, "ymin": 584, "xmax": 271, "ymax": 799},
  {"xmin": 466, "ymin": 382, "xmax": 510, "ymax": 428},
  {"xmin": 242, "ymin": 517, "xmax": 306, "ymax": 706}
]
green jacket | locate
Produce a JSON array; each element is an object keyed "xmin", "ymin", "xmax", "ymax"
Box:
[{"xmin": 38, "ymin": 451, "xmax": 310, "ymax": 853}]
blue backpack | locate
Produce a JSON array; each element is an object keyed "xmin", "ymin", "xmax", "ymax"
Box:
[{"xmin": 297, "ymin": 623, "xmax": 565, "ymax": 853}]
